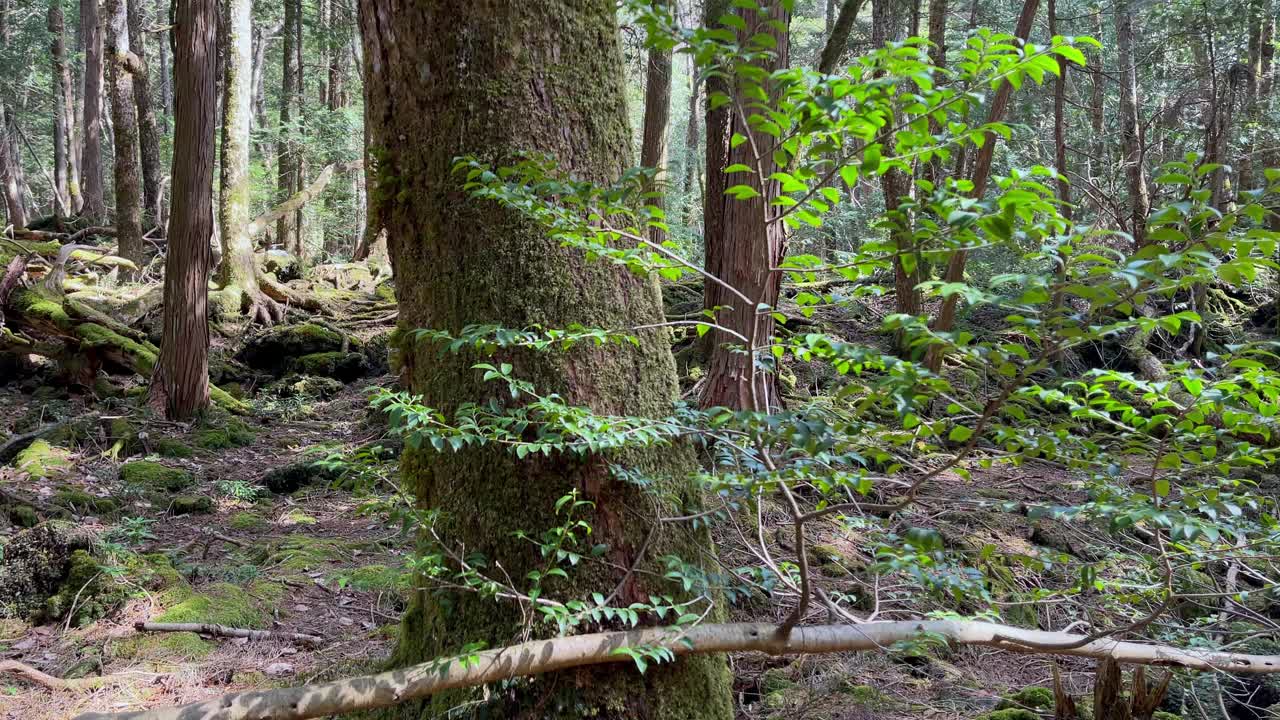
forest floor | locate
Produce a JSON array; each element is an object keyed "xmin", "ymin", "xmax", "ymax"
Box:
[{"xmin": 0, "ymin": 283, "xmax": 1233, "ymax": 720}]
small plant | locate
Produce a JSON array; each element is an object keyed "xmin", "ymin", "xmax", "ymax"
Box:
[
  {"xmin": 214, "ymin": 478, "xmax": 262, "ymax": 502},
  {"xmin": 108, "ymin": 516, "xmax": 157, "ymax": 546}
]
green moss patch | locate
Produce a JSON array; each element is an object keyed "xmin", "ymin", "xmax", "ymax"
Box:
[
  {"xmin": 53, "ymin": 488, "xmax": 119, "ymax": 517},
  {"xmin": 151, "ymin": 438, "xmax": 193, "ymax": 458},
  {"xmin": 261, "ymin": 535, "xmax": 350, "ymax": 572},
  {"xmin": 289, "ymin": 351, "xmax": 368, "ymax": 381},
  {"xmin": 229, "ymin": 511, "xmax": 269, "ymax": 532},
  {"xmin": 996, "ymin": 686, "xmax": 1054, "ymax": 711},
  {"xmin": 332, "ymin": 564, "xmax": 407, "ymax": 593},
  {"xmin": 260, "ymin": 459, "xmax": 341, "ymax": 494},
  {"xmin": 168, "ymin": 495, "xmax": 213, "ymax": 515},
  {"xmin": 119, "ymin": 461, "xmax": 194, "ymax": 492},
  {"xmin": 14, "ymin": 439, "xmax": 73, "ymax": 479},
  {"xmin": 236, "ymin": 323, "xmax": 352, "ymax": 373},
  {"xmin": 194, "ymin": 417, "xmax": 256, "ymax": 449}
]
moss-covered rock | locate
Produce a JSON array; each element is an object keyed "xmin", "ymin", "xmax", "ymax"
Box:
[
  {"xmin": 236, "ymin": 323, "xmax": 351, "ymax": 373},
  {"xmin": 168, "ymin": 495, "xmax": 213, "ymax": 515},
  {"xmin": 996, "ymin": 686, "xmax": 1054, "ymax": 711},
  {"xmin": 6, "ymin": 504, "xmax": 40, "ymax": 527},
  {"xmin": 977, "ymin": 711, "xmax": 1039, "ymax": 720},
  {"xmin": 39, "ymin": 550, "xmax": 127, "ymax": 626},
  {"xmin": 119, "ymin": 461, "xmax": 194, "ymax": 492},
  {"xmin": 0, "ymin": 522, "xmax": 96, "ymax": 620},
  {"xmin": 14, "ymin": 439, "xmax": 73, "ymax": 478},
  {"xmin": 259, "ymin": 535, "xmax": 349, "ymax": 572},
  {"xmin": 334, "ymin": 564, "xmax": 407, "ymax": 592},
  {"xmin": 289, "ymin": 351, "xmax": 368, "ymax": 381},
  {"xmin": 259, "ymin": 459, "xmax": 341, "ymax": 494},
  {"xmin": 194, "ymin": 417, "xmax": 256, "ymax": 449},
  {"xmin": 268, "ymin": 374, "xmax": 345, "ymax": 400},
  {"xmin": 229, "ymin": 511, "xmax": 269, "ymax": 532},
  {"xmin": 151, "ymin": 437, "xmax": 193, "ymax": 459},
  {"xmin": 53, "ymin": 488, "xmax": 119, "ymax": 517}
]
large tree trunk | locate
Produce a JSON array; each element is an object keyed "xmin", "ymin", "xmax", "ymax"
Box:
[
  {"xmin": 81, "ymin": 0, "xmax": 107, "ymax": 222},
  {"xmin": 701, "ymin": 1, "xmax": 790, "ymax": 412},
  {"xmin": 150, "ymin": 0, "xmax": 216, "ymax": 420},
  {"xmin": 818, "ymin": 0, "xmax": 865, "ymax": 74},
  {"xmin": 216, "ymin": 0, "xmax": 282, "ymax": 326},
  {"xmin": 639, "ymin": 2, "xmax": 672, "ymax": 245},
  {"xmin": 104, "ymin": 0, "xmax": 144, "ymax": 275},
  {"xmin": 277, "ymin": 0, "xmax": 302, "ymax": 258},
  {"xmin": 126, "ymin": 0, "xmax": 163, "ymax": 229},
  {"xmin": 701, "ymin": 0, "xmax": 731, "ymax": 356},
  {"xmin": 358, "ymin": 1, "xmax": 734, "ymax": 717},
  {"xmin": 1116, "ymin": 0, "xmax": 1149, "ymax": 247}
]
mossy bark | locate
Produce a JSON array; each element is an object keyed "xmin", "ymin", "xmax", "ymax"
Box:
[{"xmin": 359, "ymin": 2, "xmax": 733, "ymax": 718}]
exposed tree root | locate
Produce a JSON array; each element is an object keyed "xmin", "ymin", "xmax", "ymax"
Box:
[
  {"xmin": 0, "ymin": 660, "xmax": 124, "ymax": 691},
  {"xmin": 74, "ymin": 620, "xmax": 1280, "ymax": 720},
  {"xmin": 133, "ymin": 622, "xmax": 323, "ymax": 647}
]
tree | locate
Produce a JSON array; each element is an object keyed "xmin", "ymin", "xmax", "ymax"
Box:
[
  {"xmin": 357, "ymin": 0, "xmax": 734, "ymax": 716},
  {"xmin": 1115, "ymin": 0, "xmax": 1149, "ymax": 246},
  {"xmin": 701, "ymin": 0, "xmax": 790, "ymax": 411},
  {"xmin": 150, "ymin": 0, "xmax": 217, "ymax": 420},
  {"xmin": 277, "ymin": 0, "xmax": 302, "ymax": 257},
  {"xmin": 81, "ymin": 0, "xmax": 107, "ymax": 222},
  {"xmin": 0, "ymin": 104, "xmax": 27, "ymax": 230},
  {"xmin": 49, "ymin": 3, "xmax": 80, "ymax": 217},
  {"xmin": 640, "ymin": 0, "xmax": 672, "ymax": 244},
  {"xmin": 818, "ymin": 0, "xmax": 866, "ymax": 74},
  {"xmin": 217, "ymin": 0, "xmax": 283, "ymax": 325},
  {"xmin": 126, "ymin": 0, "xmax": 163, "ymax": 228},
  {"xmin": 105, "ymin": 0, "xmax": 144, "ymax": 274}
]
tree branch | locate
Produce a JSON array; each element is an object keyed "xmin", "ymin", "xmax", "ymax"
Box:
[
  {"xmin": 75, "ymin": 620, "xmax": 1280, "ymax": 720},
  {"xmin": 244, "ymin": 160, "xmax": 361, "ymax": 239},
  {"xmin": 133, "ymin": 622, "xmax": 323, "ymax": 647}
]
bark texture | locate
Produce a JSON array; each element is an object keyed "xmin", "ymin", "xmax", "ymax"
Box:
[
  {"xmin": 81, "ymin": 0, "xmax": 107, "ymax": 222},
  {"xmin": 49, "ymin": 4, "xmax": 78, "ymax": 216},
  {"xmin": 0, "ymin": 105, "xmax": 25, "ymax": 230},
  {"xmin": 277, "ymin": 0, "xmax": 302, "ymax": 257},
  {"xmin": 640, "ymin": 1, "xmax": 672, "ymax": 244},
  {"xmin": 359, "ymin": 1, "xmax": 733, "ymax": 717},
  {"xmin": 105, "ymin": 0, "xmax": 144, "ymax": 274},
  {"xmin": 126, "ymin": 0, "xmax": 163, "ymax": 227},
  {"xmin": 1116, "ymin": 0, "xmax": 1149, "ymax": 247},
  {"xmin": 818, "ymin": 0, "xmax": 866, "ymax": 74},
  {"xmin": 150, "ymin": 0, "xmax": 217, "ymax": 420},
  {"xmin": 702, "ymin": 1, "xmax": 790, "ymax": 412}
]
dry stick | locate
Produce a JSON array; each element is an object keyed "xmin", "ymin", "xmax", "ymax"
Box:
[
  {"xmin": 133, "ymin": 622, "xmax": 323, "ymax": 647},
  {"xmin": 76, "ymin": 620, "xmax": 1280, "ymax": 720},
  {"xmin": 0, "ymin": 660, "xmax": 125, "ymax": 691}
]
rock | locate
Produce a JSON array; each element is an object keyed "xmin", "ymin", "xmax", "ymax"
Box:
[
  {"xmin": 260, "ymin": 460, "xmax": 342, "ymax": 494},
  {"xmin": 0, "ymin": 522, "xmax": 96, "ymax": 620},
  {"xmin": 119, "ymin": 461, "xmax": 194, "ymax": 492},
  {"xmin": 267, "ymin": 374, "xmax": 345, "ymax": 400},
  {"xmin": 52, "ymin": 488, "xmax": 119, "ymax": 517},
  {"xmin": 288, "ymin": 351, "xmax": 368, "ymax": 381},
  {"xmin": 236, "ymin": 323, "xmax": 354, "ymax": 374},
  {"xmin": 168, "ymin": 495, "xmax": 213, "ymax": 515},
  {"xmin": 264, "ymin": 662, "xmax": 295, "ymax": 677}
]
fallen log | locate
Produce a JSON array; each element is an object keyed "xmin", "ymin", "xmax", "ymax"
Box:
[
  {"xmin": 0, "ymin": 660, "xmax": 126, "ymax": 691},
  {"xmin": 73, "ymin": 620, "xmax": 1280, "ymax": 720},
  {"xmin": 133, "ymin": 622, "xmax": 323, "ymax": 647}
]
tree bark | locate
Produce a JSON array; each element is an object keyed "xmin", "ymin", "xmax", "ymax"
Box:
[
  {"xmin": 358, "ymin": 0, "xmax": 734, "ymax": 717},
  {"xmin": 126, "ymin": 0, "xmax": 163, "ymax": 228},
  {"xmin": 640, "ymin": 1, "xmax": 672, "ymax": 244},
  {"xmin": 216, "ymin": 0, "xmax": 281, "ymax": 326},
  {"xmin": 920, "ymin": 0, "xmax": 947, "ymax": 191},
  {"xmin": 0, "ymin": 105, "xmax": 26, "ymax": 230},
  {"xmin": 702, "ymin": 0, "xmax": 731, "ymax": 356},
  {"xmin": 818, "ymin": 0, "xmax": 866, "ymax": 74},
  {"xmin": 81, "ymin": 0, "xmax": 107, "ymax": 222},
  {"xmin": 49, "ymin": 4, "xmax": 78, "ymax": 217},
  {"xmin": 150, "ymin": 0, "xmax": 216, "ymax": 420},
  {"xmin": 924, "ymin": 0, "xmax": 1039, "ymax": 372},
  {"xmin": 105, "ymin": 0, "xmax": 144, "ymax": 276},
  {"xmin": 1116, "ymin": 0, "xmax": 1149, "ymax": 247},
  {"xmin": 1049, "ymin": 0, "xmax": 1070, "ymax": 221},
  {"xmin": 682, "ymin": 58, "xmax": 700, "ymax": 222},
  {"xmin": 277, "ymin": 0, "xmax": 302, "ymax": 257}
]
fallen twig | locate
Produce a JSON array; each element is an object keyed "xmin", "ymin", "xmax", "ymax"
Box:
[
  {"xmin": 133, "ymin": 622, "xmax": 324, "ymax": 647},
  {"xmin": 76, "ymin": 619, "xmax": 1280, "ymax": 720}
]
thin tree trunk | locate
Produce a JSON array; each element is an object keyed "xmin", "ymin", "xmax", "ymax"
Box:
[
  {"xmin": 683, "ymin": 57, "xmax": 700, "ymax": 222},
  {"xmin": 1088, "ymin": 7, "xmax": 1104, "ymax": 180},
  {"xmin": 49, "ymin": 4, "xmax": 75, "ymax": 217},
  {"xmin": 81, "ymin": 0, "xmax": 107, "ymax": 222},
  {"xmin": 1049, "ymin": 0, "xmax": 1070, "ymax": 221},
  {"xmin": 126, "ymin": 0, "xmax": 162, "ymax": 228},
  {"xmin": 1115, "ymin": 0, "xmax": 1149, "ymax": 248},
  {"xmin": 702, "ymin": 1, "xmax": 790, "ymax": 412},
  {"xmin": 924, "ymin": 0, "xmax": 1039, "ymax": 372},
  {"xmin": 105, "ymin": 0, "xmax": 144, "ymax": 275},
  {"xmin": 217, "ymin": 0, "xmax": 281, "ymax": 326},
  {"xmin": 818, "ymin": 0, "xmax": 866, "ymax": 74},
  {"xmin": 702, "ymin": 0, "xmax": 731, "ymax": 357},
  {"xmin": 920, "ymin": 0, "xmax": 947, "ymax": 191},
  {"xmin": 640, "ymin": 1, "xmax": 672, "ymax": 245},
  {"xmin": 158, "ymin": 0, "xmax": 172, "ymax": 125},
  {"xmin": 357, "ymin": 1, "xmax": 734, "ymax": 717},
  {"xmin": 277, "ymin": 0, "xmax": 301, "ymax": 258},
  {"xmin": 0, "ymin": 105, "xmax": 27, "ymax": 230},
  {"xmin": 150, "ymin": 0, "xmax": 216, "ymax": 420}
]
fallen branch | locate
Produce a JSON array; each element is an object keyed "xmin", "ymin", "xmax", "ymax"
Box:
[
  {"xmin": 0, "ymin": 420, "xmax": 73, "ymax": 464},
  {"xmin": 0, "ymin": 659, "xmax": 121, "ymax": 691},
  {"xmin": 133, "ymin": 622, "xmax": 323, "ymax": 647},
  {"xmin": 244, "ymin": 160, "xmax": 361, "ymax": 239},
  {"xmin": 74, "ymin": 620, "xmax": 1280, "ymax": 720},
  {"xmin": 10, "ymin": 226, "xmax": 118, "ymax": 244}
]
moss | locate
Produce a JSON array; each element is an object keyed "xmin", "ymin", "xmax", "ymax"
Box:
[
  {"xmin": 976, "ymin": 711, "xmax": 1040, "ymax": 720},
  {"xmin": 119, "ymin": 461, "xmax": 194, "ymax": 492},
  {"xmin": 152, "ymin": 438, "xmax": 193, "ymax": 459},
  {"xmin": 75, "ymin": 322, "xmax": 157, "ymax": 374},
  {"xmin": 260, "ymin": 459, "xmax": 341, "ymax": 494},
  {"xmin": 374, "ymin": 281, "xmax": 396, "ymax": 302},
  {"xmin": 210, "ymin": 384, "xmax": 252, "ymax": 415},
  {"xmin": 40, "ymin": 550, "xmax": 126, "ymax": 626},
  {"xmin": 334, "ymin": 564, "xmax": 407, "ymax": 592},
  {"xmin": 281, "ymin": 509, "xmax": 318, "ymax": 526},
  {"xmin": 157, "ymin": 581, "xmax": 268, "ymax": 627},
  {"xmin": 0, "ymin": 522, "xmax": 96, "ymax": 619},
  {"xmin": 168, "ymin": 495, "xmax": 213, "ymax": 515},
  {"xmin": 841, "ymin": 683, "xmax": 889, "ymax": 708},
  {"xmin": 114, "ymin": 630, "xmax": 214, "ymax": 662},
  {"xmin": 7, "ymin": 504, "xmax": 40, "ymax": 527},
  {"xmin": 289, "ymin": 351, "xmax": 368, "ymax": 381},
  {"xmin": 194, "ymin": 417, "xmax": 256, "ymax": 449},
  {"xmin": 247, "ymin": 580, "xmax": 288, "ymax": 605},
  {"xmin": 270, "ymin": 374, "xmax": 345, "ymax": 400},
  {"xmin": 997, "ymin": 686, "xmax": 1055, "ymax": 710},
  {"xmin": 53, "ymin": 488, "xmax": 119, "ymax": 517},
  {"xmin": 229, "ymin": 511, "xmax": 268, "ymax": 532},
  {"xmin": 1153, "ymin": 713, "xmax": 1181, "ymax": 720},
  {"xmin": 261, "ymin": 534, "xmax": 349, "ymax": 571},
  {"xmin": 15, "ymin": 290, "xmax": 73, "ymax": 330},
  {"xmin": 14, "ymin": 439, "xmax": 73, "ymax": 479},
  {"xmin": 106, "ymin": 418, "xmax": 141, "ymax": 457},
  {"xmin": 236, "ymin": 323, "xmax": 349, "ymax": 372},
  {"xmin": 760, "ymin": 668, "xmax": 797, "ymax": 695}
]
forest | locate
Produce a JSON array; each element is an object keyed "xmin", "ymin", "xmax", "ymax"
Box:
[{"xmin": 1, "ymin": 0, "xmax": 1279, "ymax": 718}]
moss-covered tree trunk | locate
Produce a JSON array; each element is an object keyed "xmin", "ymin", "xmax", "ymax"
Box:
[
  {"xmin": 105, "ymin": 0, "xmax": 144, "ymax": 276},
  {"xmin": 359, "ymin": 1, "xmax": 733, "ymax": 718}
]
